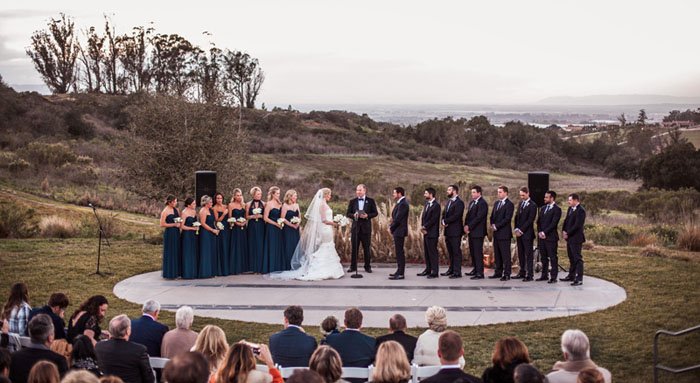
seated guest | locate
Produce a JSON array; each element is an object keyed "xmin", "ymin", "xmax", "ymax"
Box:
[
  {"xmin": 129, "ymin": 300, "xmax": 168, "ymax": 357},
  {"xmin": 49, "ymin": 339, "xmax": 72, "ymax": 367},
  {"xmin": 375, "ymin": 314, "xmax": 417, "ymax": 362},
  {"xmin": 191, "ymin": 325, "xmax": 228, "ymax": 377},
  {"xmin": 546, "ymin": 330, "xmax": 611, "ymax": 383},
  {"xmin": 482, "ymin": 337, "xmax": 530, "ymax": 383},
  {"xmin": 3, "ymin": 282, "xmax": 32, "ymax": 336},
  {"xmin": 61, "ymin": 370, "xmax": 100, "ymax": 383},
  {"xmin": 214, "ymin": 342, "xmax": 283, "ymax": 383},
  {"xmin": 67, "ymin": 296, "xmax": 109, "ymax": 345},
  {"xmin": 9, "ymin": 314, "xmax": 68, "ymax": 383},
  {"xmin": 370, "ymin": 341, "xmax": 411, "ymax": 383},
  {"xmin": 309, "ymin": 346, "xmax": 349, "ymax": 383},
  {"xmin": 325, "ymin": 308, "xmax": 376, "ymax": 368},
  {"xmin": 71, "ymin": 335, "xmax": 103, "ymax": 377},
  {"xmin": 286, "ymin": 370, "xmax": 324, "ymax": 383},
  {"xmin": 514, "ymin": 364, "xmax": 544, "ymax": 383},
  {"xmin": 413, "ymin": 306, "xmax": 464, "ymax": 368},
  {"xmin": 163, "ymin": 351, "xmax": 209, "ymax": 383},
  {"xmin": 420, "ymin": 331, "xmax": 480, "ymax": 383},
  {"xmin": 161, "ymin": 306, "xmax": 198, "ymax": 359},
  {"xmin": 576, "ymin": 367, "xmax": 605, "ymax": 383},
  {"xmin": 99, "ymin": 376, "xmax": 125, "ymax": 383},
  {"xmin": 94, "ymin": 314, "xmax": 154, "ymax": 383},
  {"xmin": 269, "ymin": 305, "xmax": 317, "ymax": 367},
  {"xmin": 29, "ymin": 293, "xmax": 70, "ymax": 340},
  {"xmin": 0, "ymin": 348, "xmax": 9, "ymax": 378},
  {"xmin": 28, "ymin": 361, "xmax": 60, "ymax": 383},
  {"xmin": 319, "ymin": 316, "xmax": 340, "ymax": 345}
]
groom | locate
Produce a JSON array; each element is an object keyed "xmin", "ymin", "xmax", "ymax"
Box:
[{"xmin": 346, "ymin": 184, "xmax": 378, "ymax": 273}]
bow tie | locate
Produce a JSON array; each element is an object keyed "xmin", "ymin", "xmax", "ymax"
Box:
[{"xmin": 359, "ymin": 199, "xmax": 364, "ymax": 201}]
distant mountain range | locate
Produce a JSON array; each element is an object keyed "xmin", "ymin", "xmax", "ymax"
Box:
[{"xmin": 537, "ymin": 94, "xmax": 700, "ymax": 106}]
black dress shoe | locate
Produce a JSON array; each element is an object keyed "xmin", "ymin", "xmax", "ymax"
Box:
[
  {"xmin": 465, "ymin": 270, "xmax": 476, "ymax": 276},
  {"xmin": 522, "ymin": 277, "xmax": 533, "ymax": 282},
  {"xmin": 571, "ymin": 281, "xmax": 583, "ymax": 286},
  {"xmin": 449, "ymin": 274, "xmax": 462, "ymax": 279},
  {"xmin": 364, "ymin": 268, "xmax": 372, "ymax": 273},
  {"xmin": 548, "ymin": 279, "xmax": 558, "ymax": 284},
  {"xmin": 417, "ymin": 270, "xmax": 429, "ymax": 277},
  {"xmin": 347, "ymin": 268, "xmax": 357, "ymax": 273},
  {"xmin": 470, "ymin": 275, "xmax": 484, "ymax": 280},
  {"xmin": 440, "ymin": 270, "xmax": 453, "ymax": 276},
  {"xmin": 560, "ymin": 276, "xmax": 574, "ymax": 281},
  {"xmin": 488, "ymin": 275, "xmax": 502, "ymax": 279},
  {"xmin": 500, "ymin": 276, "xmax": 510, "ymax": 281},
  {"xmin": 389, "ymin": 275, "xmax": 404, "ymax": 280},
  {"xmin": 535, "ymin": 276, "xmax": 549, "ymax": 281},
  {"xmin": 427, "ymin": 274, "xmax": 438, "ymax": 279},
  {"xmin": 511, "ymin": 274, "xmax": 525, "ymax": 279}
]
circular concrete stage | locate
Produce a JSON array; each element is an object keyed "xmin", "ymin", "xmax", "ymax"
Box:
[{"xmin": 114, "ymin": 265, "xmax": 626, "ymax": 328}]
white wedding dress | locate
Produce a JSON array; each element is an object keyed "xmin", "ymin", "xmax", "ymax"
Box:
[{"xmin": 267, "ymin": 190, "xmax": 345, "ymax": 281}]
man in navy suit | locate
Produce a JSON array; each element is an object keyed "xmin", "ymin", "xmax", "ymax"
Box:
[
  {"xmin": 129, "ymin": 300, "xmax": 169, "ymax": 357},
  {"xmin": 346, "ymin": 184, "xmax": 379, "ymax": 273},
  {"xmin": 441, "ymin": 185, "xmax": 465, "ymax": 278},
  {"xmin": 389, "ymin": 187, "xmax": 409, "ymax": 280},
  {"xmin": 513, "ymin": 187, "xmax": 538, "ymax": 281},
  {"xmin": 489, "ymin": 185, "xmax": 515, "ymax": 281},
  {"xmin": 562, "ymin": 193, "xmax": 586, "ymax": 286},
  {"xmin": 325, "ymin": 308, "xmax": 375, "ymax": 369},
  {"xmin": 419, "ymin": 188, "xmax": 441, "ymax": 278},
  {"xmin": 375, "ymin": 314, "xmax": 417, "ymax": 361},
  {"xmin": 269, "ymin": 305, "xmax": 317, "ymax": 367},
  {"xmin": 420, "ymin": 331, "xmax": 480, "ymax": 383},
  {"xmin": 463, "ymin": 185, "xmax": 488, "ymax": 279},
  {"xmin": 537, "ymin": 190, "xmax": 562, "ymax": 283}
]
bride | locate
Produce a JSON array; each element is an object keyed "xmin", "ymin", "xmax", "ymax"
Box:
[{"xmin": 267, "ymin": 188, "xmax": 345, "ymax": 281}]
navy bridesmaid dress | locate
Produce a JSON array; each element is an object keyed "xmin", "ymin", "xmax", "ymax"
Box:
[
  {"xmin": 229, "ymin": 208, "xmax": 248, "ymax": 274},
  {"xmin": 216, "ymin": 210, "xmax": 231, "ymax": 276},
  {"xmin": 263, "ymin": 207, "xmax": 285, "ymax": 273},
  {"xmin": 282, "ymin": 209, "xmax": 300, "ymax": 270},
  {"xmin": 162, "ymin": 208, "xmax": 181, "ymax": 279},
  {"xmin": 181, "ymin": 215, "xmax": 198, "ymax": 279},
  {"xmin": 248, "ymin": 201, "xmax": 265, "ymax": 273},
  {"xmin": 198, "ymin": 209, "xmax": 217, "ymax": 278}
]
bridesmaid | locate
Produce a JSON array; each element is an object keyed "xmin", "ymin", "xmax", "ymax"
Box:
[
  {"xmin": 180, "ymin": 197, "xmax": 198, "ymax": 279},
  {"xmin": 213, "ymin": 193, "xmax": 230, "ymax": 276},
  {"xmin": 198, "ymin": 195, "xmax": 220, "ymax": 278},
  {"xmin": 160, "ymin": 195, "xmax": 181, "ymax": 279},
  {"xmin": 228, "ymin": 188, "xmax": 248, "ymax": 274},
  {"xmin": 263, "ymin": 186, "xmax": 284, "ymax": 273},
  {"xmin": 281, "ymin": 189, "xmax": 301, "ymax": 270},
  {"xmin": 246, "ymin": 187, "xmax": 265, "ymax": 274}
]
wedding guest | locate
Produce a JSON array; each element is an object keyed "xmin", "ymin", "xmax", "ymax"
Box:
[
  {"xmin": 287, "ymin": 370, "xmax": 324, "ymax": 383},
  {"xmin": 228, "ymin": 189, "xmax": 249, "ymax": 274},
  {"xmin": 161, "ymin": 195, "xmax": 181, "ymax": 279},
  {"xmin": 576, "ymin": 368, "xmax": 605, "ymax": 383},
  {"xmin": 98, "ymin": 376, "xmax": 124, "ymax": 383},
  {"xmin": 28, "ymin": 293, "xmax": 69, "ymax": 340},
  {"xmin": 191, "ymin": 325, "xmax": 228, "ymax": 377},
  {"xmin": 269, "ymin": 306, "xmax": 317, "ymax": 368},
  {"xmin": 213, "ymin": 193, "xmax": 230, "ymax": 276},
  {"xmin": 246, "ymin": 187, "xmax": 265, "ymax": 274},
  {"xmin": 420, "ymin": 331, "xmax": 480, "ymax": 383},
  {"xmin": 70, "ymin": 335, "xmax": 103, "ymax": 376},
  {"xmin": 27, "ymin": 361, "xmax": 60, "ymax": 383},
  {"xmin": 0, "ymin": 348, "xmax": 10, "ymax": 378},
  {"xmin": 370, "ymin": 341, "xmax": 411, "ymax": 383},
  {"xmin": 49, "ymin": 339, "xmax": 71, "ymax": 368},
  {"xmin": 263, "ymin": 187, "xmax": 284, "ymax": 273},
  {"xmin": 198, "ymin": 196, "xmax": 220, "ymax": 279},
  {"xmin": 3, "ymin": 282, "xmax": 31, "ymax": 336},
  {"xmin": 546, "ymin": 330, "xmax": 611, "ymax": 383},
  {"xmin": 94, "ymin": 315, "xmax": 153, "ymax": 383},
  {"xmin": 10, "ymin": 314, "xmax": 68, "ymax": 383},
  {"xmin": 325, "ymin": 308, "xmax": 375, "ymax": 368},
  {"xmin": 514, "ymin": 364, "xmax": 544, "ymax": 383},
  {"xmin": 375, "ymin": 314, "xmax": 417, "ymax": 362},
  {"xmin": 180, "ymin": 197, "xmax": 199, "ymax": 279},
  {"xmin": 319, "ymin": 316, "xmax": 340, "ymax": 345},
  {"xmin": 161, "ymin": 306, "xmax": 198, "ymax": 359},
  {"xmin": 61, "ymin": 370, "xmax": 99, "ymax": 383},
  {"xmin": 413, "ymin": 306, "xmax": 464, "ymax": 368},
  {"xmin": 129, "ymin": 300, "xmax": 168, "ymax": 357},
  {"xmin": 481, "ymin": 337, "xmax": 531, "ymax": 383},
  {"xmin": 309, "ymin": 346, "xmax": 348, "ymax": 383},
  {"xmin": 162, "ymin": 351, "xmax": 209, "ymax": 383},
  {"xmin": 67, "ymin": 296, "xmax": 108, "ymax": 345},
  {"xmin": 280, "ymin": 190, "xmax": 301, "ymax": 270},
  {"xmin": 214, "ymin": 342, "xmax": 283, "ymax": 383}
]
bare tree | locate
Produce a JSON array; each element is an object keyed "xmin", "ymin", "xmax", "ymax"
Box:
[
  {"xmin": 77, "ymin": 25, "xmax": 106, "ymax": 93},
  {"xmin": 26, "ymin": 13, "xmax": 79, "ymax": 94},
  {"xmin": 245, "ymin": 63, "xmax": 264, "ymax": 108},
  {"xmin": 120, "ymin": 26, "xmax": 152, "ymax": 93},
  {"xmin": 103, "ymin": 16, "xmax": 124, "ymax": 94}
]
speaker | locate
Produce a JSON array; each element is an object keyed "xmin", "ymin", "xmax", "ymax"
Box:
[
  {"xmin": 195, "ymin": 171, "xmax": 217, "ymax": 207},
  {"xmin": 528, "ymin": 171, "xmax": 549, "ymax": 207}
]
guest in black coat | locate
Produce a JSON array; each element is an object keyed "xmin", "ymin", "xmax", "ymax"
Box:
[
  {"xmin": 463, "ymin": 185, "xmax": 488, "ymax": 279},
  {"xmin": 489, "ymin": 186, "xmax": 515, "ymax": 281},
  {"xmin": 375, "ymin": 314, "xmax": 417, "ymax": 362},
  {"xmin": 95, "ymin": 314, "xmax": 154, "ymax": 383},
  {"xmin": 269, "ymin": 305, "xmax": 317, "ymax": 367},
  {"xmin": 129, "ymin": 300, "xmax": 168, "ymax": 357},
  {"xmin": 420, "ymin": 331, "xmax": 480, "ymax": 383},
  {"xmin": 513, "ymin": 187, "xmax": 538, "ymax": 281},
  {"xmin": 346, "ymin": 184, "xmax": 379, "ymax": 273},
  {"xmin": 482, "ymin": 337, "xmax": 530, "ymax": 383},
  {"xmin": 561, "ymin": 193, "xmax": 587, "ymax": 286},
  {"xmin": 389, "ymin": 187, "xmax": 410, "ymax": 279},
  {"xmin": 9, "ymin": 314, "xmax": 68, "ymax": 383},
  {"xmin": 537, "ymin": 191, "xmax": 562, "ymax": 283},
  {"xmin": 325, "ymin": 308, "xmax": 376, "ymax": 368},
  {"xmin": 28, "ymin": 293, "xmax": 70, "ymax": 341},
  {"xmin": 441, "ymin": 185, "xmax": 465, "ymax": 278},
  {"xmin": 419, "ymin": 188, "xmax": 441, "ymax": 278},
  {"xmin": 319, "ymin": 316, "xmax": 340, "ymax": 345}
]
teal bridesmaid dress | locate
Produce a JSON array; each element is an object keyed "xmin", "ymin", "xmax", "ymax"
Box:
[
  {"xmin": 181, "ymin": 215, "xmax": 198, "ymax": 279},
  {"xmin": 216, "ymin": 210, "xmax": 231, "ymax": 276},
  {"xmin": 198, "ymin": 209, "xmax": 217, "ymax": 278},
  {"xmin": 248, "ymin": 200, "xmax": 265, "ymax": 273},
  {"xmin": 263, "ymin": 207, "xmax": 285, "ymax": 273},
  {"xmin": 229, "ymin": 208, "xmax": 248, "ymax": 274},
  {"xmin": 282, "ymin": 209, "xmax": 300, "ymax": 270},
  {"xmin": 162, "ymin": 208, "xmax": 181, "ymax": 279}
]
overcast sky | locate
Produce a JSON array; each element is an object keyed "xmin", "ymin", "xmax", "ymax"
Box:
[{"xmin": 1, "ymin": 0, "xmax": 698, "ymax": 105}]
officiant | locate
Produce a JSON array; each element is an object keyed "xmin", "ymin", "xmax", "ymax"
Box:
[{"xmin": 346, "ymin": 184, "xmax": 378, "ymax": 273}]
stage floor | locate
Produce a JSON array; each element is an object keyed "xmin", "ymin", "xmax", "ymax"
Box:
[{"xmin": 114, "ymin": 265, "xmax": 626, "ymax": 328}]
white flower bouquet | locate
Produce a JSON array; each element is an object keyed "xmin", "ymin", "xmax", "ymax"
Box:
[
  {"xmin": 227, "ymin": 217, "xmax": 236, "ymax": 229},
  {"xmin": 252, "ymin": 207, "xmax": 262, "ymax": 221},
  {"xmin": 216, "ymin": 222, "xmax": 225, "ymax": 230},
  {"xmin": 237, "ymin": 217, "xmax": 247, "ymax": 229},
  {"xmin": 333, "ymin": 214, "xmax": 350, "ymax": 227},
  {"xmin": 173, "ymin": 217, "xmax": 182, "ymax": 224},
  {"xmin": 277, "ymin": 218, "xmax": 285, "ymax": 228},
  {"xmin": 290, "ymin": 216, "xmax": 301, "ymax": 224},
  {"xmin": 192, "ymin": 221, "xmax": 201, "ymax": 235}
]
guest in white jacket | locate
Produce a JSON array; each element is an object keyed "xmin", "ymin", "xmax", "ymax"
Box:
[{"xmin": 412, "ymin": 306, "xmax": 465, "ymax": 368}]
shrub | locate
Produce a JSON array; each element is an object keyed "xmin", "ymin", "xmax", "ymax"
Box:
[
  {"xmin": 8, "ymin": 158, "xmax": 30, "ymax": 173},
  {"xmin": 0, "ymin": 151, "xmax": 16, "ymax": 168},
  {"xmin": 0, "ymin": 202, "xmax": 39, "ymax": 238},
  {"xmin": 39, "ymin": 215, "xmax": 78, "ymax": 238},
  {"xmin": 639, "ymin": 245, "xmax": 668, "ymax": 258},
  {"xmin": 677, "ymin": 224, "xmax": 700, "ymax": 252},
  {"xmin": 65, "ymin": 110, "xmax": 95, "ymax": 139},
  {"xmin": 20, "ymin": 142, "xmax": 77, "ymax": 167},
  {"xmin": 79, "ymin": 212, "xmax": 119, "ymax": 238},
  {"xmin": 649, "ymin": 224, "xmax": 678, "ymax": 246},
  {"xmin": 629, "ymin": 233, "xmax": 658, "ymax": 247},
  {"xmin": 585, "ymin": 224, "xmax": 633, "ymax": 246}
]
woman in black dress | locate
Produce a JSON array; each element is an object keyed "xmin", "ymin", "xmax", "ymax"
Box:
[{"xmin": 67, "ymin": 295, "xmax": 109, "ymax": 345}]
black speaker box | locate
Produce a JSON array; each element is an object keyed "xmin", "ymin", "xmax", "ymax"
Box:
[
  {"xmin": 195, "ymin": 171, "xmax": 217, "ymax": 206},
  {"xmin": 528, "ymin": 171, "xmax": 549, "ymax": 207}
]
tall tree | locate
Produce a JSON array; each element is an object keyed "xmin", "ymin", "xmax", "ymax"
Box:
[
  {"xmin": 617, "ymin": 113, "xmax": 627, "ymax": 127},
  {"xmin": 150, "ymin": 33, "xmax": 198, "ymax": 97},
  {"xmin": 192, "ymin": 44, "xmax": 223, "ymax": 104},
  {"xmin": 120, "ymin": 26, "xmax": 152, "ymax": 93},
  {"xmin": 26, "ymin": 13, "xmax": 79, "ymax": 94},
  {"xmin": 77, "ymin": 25, "xmax": 106, "ymax": 93},
  {"xmin": 637, "ymin": 108, "xmax": 648, "ymax": 125},
  {"xmin": 103, "ymin": 16, "xmax": 124, "ymax": 94},
  {"xmin": 245, "ymin": 62, "xmax": 264, "ymax": 108}
]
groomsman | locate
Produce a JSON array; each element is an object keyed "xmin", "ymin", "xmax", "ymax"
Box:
[
  {"xmin": 513, "ymin": 187, "xmax": 538, "ymax": 281},
  {"xmin": 389, "ymin": 187, "xmax": 409, "ymax": 280},
  {"xmin": 463, "ymin": 185, "xmax": 488, "ymax": 279},
  {"xmin": 561, "ymin": 193, "xmax": 586, "ymax": 286},
  {"xmin": 537, "ymin": 190, "xmax": 562, "ymax": 283},
  {"xmin": 346, "ymin": 184, "xmax": 379, "ymax": 273},
  {"xmin": 489, "ymin": 186, "xmax": 514, "ymax": 281},
  {"xmin": 419, "ymin": 188, "xmax": 441, "ymax": 279},
  {"xmin": 441, "ymin": 185, "xmax": 465, "ymax": 279}
]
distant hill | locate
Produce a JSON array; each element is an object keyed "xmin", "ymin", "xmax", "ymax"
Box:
[{"xmin": 537, "ymin": 94, "xmax": 700, "ymax": 106}]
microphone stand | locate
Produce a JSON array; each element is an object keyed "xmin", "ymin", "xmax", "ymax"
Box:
[
  {"xmin": 90, "ymin": 202, "xmax": 112, "ymax": 276},
  {"xmin": 351, "ymin": 211, "xmax": 363, "ymax": 279}
]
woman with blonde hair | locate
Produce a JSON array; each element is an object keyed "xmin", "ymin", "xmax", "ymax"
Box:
[
  {"xmin": 371, "ymin": 341, "xmax": 411, "ymax": 383},
  {"xmin": 280, "ymin": 190, "xmax": 301, "ymax": 270},
  {"xmin": 213, "ymin": 192, "xmax": 230, "ymax": 276},
  {"xmin": 27, "ymin": 360, "xmax": 60, "ymax": 383},
  {"xmin": 214, "ymin": 341, "xmax": 282, "ymax": 383},
  {"xmin": 246, "ymin": 187, "xmax": 265, "ymax": 273},
  {"xmin": 192, "ymin": 325, "xmax": 229, "ymax": 376},
  {"xmin": 199, "ymin": 195, "xmax": 220, "ymax": 278},
  {"xmin": 228, "ymin": 188, "xmax": 249, "ymax": 274},
  {"xmin": 412, "ymin": 306, "xmax": 465, "ymax": 367},
  {"xmin": 262, "ymin": 186, "xmax": 284, "ymax": 273},
  {"xmin": 309, "ymin": 345, "xmax": 347, "ymax": 383}
]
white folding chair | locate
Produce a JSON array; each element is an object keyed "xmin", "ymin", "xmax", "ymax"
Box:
[
  {"xmin": 279, "ymin": 366, "xmax": 309, "ymax": 379},
  {"xmin": 412, "ymin": 364, "xmax": 441, "ymax": 383},
  {"xmin": 18, "ymin": 336, "xmax": 32, "ymax": 348},
  {"xmin": 342, "ymin": 366, "xmax": 372, "ymax": 381},
  {"xmin": 149, "ymin": 357, "xmax": 170, "ymax": 380}
]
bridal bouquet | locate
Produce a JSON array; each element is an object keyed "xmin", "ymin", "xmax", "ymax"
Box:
[
  {"xmin": 277, "ymin": 218, "xmax": 285, "ymax": 228},
  {"xmin": 216, "ymin": 222, "xmax": 225, "ymax": 231},
  {"xmin": 333, "ymin": 214, "xmax": 349, "ymax": 227},
  {"xmin": 252, "ymin": 207, "xmax": 262, "ymax": 221},
  {"xmin": 237, "ymin": 217, "xmax": 247, "ymax": 229},
  {"xmin": 290, "ymin": 216, "xmax": 301, "ymax": 225},
  {"xmin": 173, "ymin": 217, "xmax": 182, "ymax": 224},
  {"xmin": 192, "ymin": 221, "xmax": 201, "ymax": 235},
  {"xmin": 227, "ymin": 217, "xmax": 236, "ymax": 229}
]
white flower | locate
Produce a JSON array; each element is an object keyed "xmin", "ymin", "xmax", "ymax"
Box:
[
  {"xmin": 333, "ymin": 214, "xmax": 349, "ymax": 227},
  {"xmin": 192, "ymin": 221, "xmax": 201, "ymax": 234},
  {"xmin": 216, "ymin": 222, "xmax": 225, "ymax": 230},
  {"xmin": 227, "ymin": 217, "xmax": 236, "ymax": 223},
  {"xmin": 236, "ymin": 217, "xmax": 246, "ymax": 229},
  {"xmin": 277, "ymin": 218, "xmax": 285, "ymax": 228},
  {"xmin": 290, "ymin": 216, "xmax": 301, "ymax": 224},
  {"xmin": 173, "ymin": 217, "xmax": 182, "ymax": 223},
  {"xmin": 252, "ymin": 208, "xmax": 262, "ymax": 215}
]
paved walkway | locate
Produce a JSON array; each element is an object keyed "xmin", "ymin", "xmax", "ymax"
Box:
[{"xmin": 114, "ymin": 265, "xmax": 626, "ymax": 328}]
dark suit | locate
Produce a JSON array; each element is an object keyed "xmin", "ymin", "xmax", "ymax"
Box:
[
  {"xmin": 421, "ymin": 199, "xmax": 441, "ymax": 276},
  {"xmin": 390, "ymin": 197, "xmax": 410, "ymax": 275},
  {"xmin": 325, "ymin": 330, "xmax": 376, "ymax": 368},
  {"xmin": 464, "ymin": 197, "xmax": 488, "ymax": 276},
  {"xmin": 269, "ymin": 326, "xmax": 317, "ymax": 367},
  {"xmin": 9, "ymin": 344, "xmax": 69, "ymax": 383},
  {"xmin": 420, "ymin": 367, "xmax": 481, "ymax": 383},
  {"xmin": 563, "ymin": 205, "xmax": 586, "ymax": 282},
  {"xmin": 514, "ymin": 199, "xmax": 537, "ymax": 278},
  {"xmin": 346, "ymin": 196, "xmax": 379, "ymax": 270},
  {"xmin": 28, "ymin": 306, "xmax": 66, "ymax": 340},
  {"xmin": 537, "ymin": 203, "xmax": 562, "ymax": 280},
  {"xmin": 129, "ymin": 315, "xmax": 168, "ymax": 357},
  {"xmin": 490, "ymin": 198, "xmax": 514, "ymax": 277},
  {"xmin": 442, "ymin": 197, "xmax": 465, "ymax": 275},
  {"xmin": 95, "ymin": 339, "xmax": 155, "ymax": 383},
  {"xmin": 375, "ymin": 331, "xmax": 417, "ymax": 361}
]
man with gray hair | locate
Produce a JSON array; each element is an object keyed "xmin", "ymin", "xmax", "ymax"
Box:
[
  {"xmin": 161, "ymin": 306, "xmax": 198, "ymax": 359},
  {"xmin": 546, "ymin": 329, "xmax": 611, "ymax": 383},
  {"xmin": 130, "ymin": 299, "xmax": 169, "ymax": 357},
  {"xmin": 95, "ymin": 314, "xmax": 155, "ymax": 383},
  {"xmin": 9, "ymin": 314, "xmax": 68, "ymax": 383}
]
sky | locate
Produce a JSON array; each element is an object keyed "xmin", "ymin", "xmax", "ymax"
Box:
[{"xmin": 1, "ymin": 0, "xmax": 699, "ymax": 105}]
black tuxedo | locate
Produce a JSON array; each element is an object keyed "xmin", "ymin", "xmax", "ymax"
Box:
[
  {"xmin": 537, "ymin": 203, "xmax": 562, "ymax": 280},
  {"xmin": 390, "ymin": 197, "xmax": 410, "ymax": 275},
  {"xmin": 563, "ymin": 205, "xmax": 586, "ymax": 282},
  {"xmin": 375, "ymin": 330, "xmax": 418, "ymax": 361},
  {"xmin": 325, "ymin": 330, "xmax": 376, "ymax": 368},
  {"xmin": 464, "ymin": 197, "xmax": 488, "ymax": 276},
  {"xmin": 9, "ymin": 344, "xmax": 69, "ymax": 383},
  {"xmin": 442, "ymin": 196, "xmax": 465, "ymax": 275},
  {"xmin": 421, "ymin": 199, "xmax": 441, "ymax": 276},
  {"xmin": 269, "ymin": 326, "xmax": 317, "ymax": 367},
  {"xmin": 514, "ymin": 199, "xmax": 538, "ymax": 278},
  {"xmin": 346, "ymin": 196, "xmax": 379, "ymax": 270},
  {"xmin": 490, "ymin": 198, "xmax": 514, "ymax": 277},
  {"xmin": 95, "ymin": 338, "xmax": 155, "ymax": 383},
  {"xmin": 420, "ymin": 367, "xmax": 481, "ymax": 383}
]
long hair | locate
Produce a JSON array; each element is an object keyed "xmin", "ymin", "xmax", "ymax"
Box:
[
  {"xmin": 192, "ymin": 325, "xmax": 229, "ymax": 372},
  {"xmin": 492, "ymin": 337, "xmax": 530, "ymax": 369},
  {"xmin": 2, "ymin": 282, "xmax": 29, "ymax": 319},
  {"xmin": 371, "ymin": 341, "xmax": 411, "ymax": 383},
  {"xmin": 215, "ymin": 343, "xmax": 256, "ymax": 383},
  {"xmin": 230, "ymin": 188, "xmax": 245, "ymax": 205},
  {"xmin": 309, "ymin": 346, "xmax": 343, "ymax": 383},
  {"xmin": 283, "ymin": 190, "xmax": 297, "ymax": 205},
  {"xmin": 72, "ymin": 334, "xmax": 97, "ymax": 361},
  {"xmin": 28, "ymin": 360, "xmax": 60, "ymax": 383},
  {"xmin": 267, "ymin": 186, "xmax": 280, "ymax": 202},
  {"xmin": 70, "ymin": 295, "xmax": 109, "ymax": 324}
]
